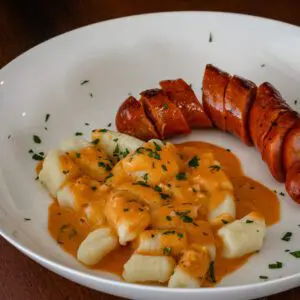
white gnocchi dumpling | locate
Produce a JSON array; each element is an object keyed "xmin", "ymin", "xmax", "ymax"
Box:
[
  {"xmin": 208, "ymin": 190, "xmax": 236, "ymax": 224},
  {"xmin": 137, "ymin": 229, "xmax": 188, "ymax": 257},
  {"xmin": 105, "ymin": 190, "xmax": 151, "ymax": 245},
  {"xmin": 123, "ymin": 254, "xmax": 176, "ymax": 283},
  {"xmin": 59, "ymin": 137, "xmax": 91, "ymax": 152},
  {"xmin": 218, "ymin": 212, "xmax": 266, "ymax": 259},
  {"xmin": 168, "ymin": 247, "xmax": 210, "ymax": 288},
  {"xmin": 39, "ymin": 149, "xmax": 80, "ymax": 197},
  {"xmin": 77, "ymin": 227, "xmax": 118, "ymax": 266},
  {"xmin": 91, "ymin": 129, "xmax": 143, "ymax": 160}
]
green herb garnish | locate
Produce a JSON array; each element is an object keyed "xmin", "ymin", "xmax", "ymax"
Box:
[
  {"xmin": 153, "ymin": 141, "xmax": 162, "ymax": 151},
  {"xmin": 75, "ymin": 153, "xmax": 81, "ymax": 158},
  {"xmin": 188, "ymin": 156, "xmax": 199, "ymax": 168},
  {"xmin": 75, "ymin": 132, "xmax": 83, "ymax": 136},
  {"xmin": 45, "ymin": 114, "xmax": 50, "ymax": 122},
  {"xmin": 163, "ymin": 247, "xmax": 172, "ymax": 256},
  {"xmin": 268, "ymin": 261, "xmax": 283, "ymax": 269},
  {"xmin": 154, "ymin": 185, "xmax": 162, "ymax": 192},
  {"xmin": 33, "ymin": 135, "xmax": 42, "ymax": 144},
  {"xmin": 81, "ymin": 80, "xmax": 89, "ymax": 85},
  {"xmin": 208, "ymin": 262, "xmax": 216, "ymax": 283},
  {"xmin": 290, "ymin": 251, "xmax": 300, "ymax": 258},
  {"xmin": 246, "ymin": 220, "xmax": 254, "ymax": 224},
  {"xmin": 160, "ymin": 193, "xmax": 170, "ymax": 200},
  {"xmin": 176, "ymin": 172, "xmax": 187, "ymax": 181},
  {"xmin": 166, "ymin": 216, "xmax": 172, "ymax": 221},
  {"xmin": 259, "ymin": 276, "xmax": 268, "ymax": 280},
  {"xmin": 162, "ymin": 230, "xmax": 176, "ymax": 235},
  {"xmin": 282, "ymin": 232, "xmax": 292, "ymax": 242},
  {"xmin": 91, "ymin": 138, "xmax": 99, "ymax": 145},
  {"xmin": 162, "ymin": 164, "xmax": 167, "ymax": 171}
]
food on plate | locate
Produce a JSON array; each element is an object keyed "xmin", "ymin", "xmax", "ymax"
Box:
[
  {"xmin": 218, "ymin": 212, "xmax": 266, "ymax": 259},
  {"xmin": 140, "ymin": 89, "xmax": 191, "ymax": 139},
  {"xmin": 39, "ymin": 130, "xmax": 280, "ymax": 288},
  {"xmin": 224, "ymin": 75, "xmax": 257, "ymax": 145},
  {"xmin": 115, "ymin": 96, "xmax": 159, "ymax": 140},
  {"xmin": 285, "ymin": 162, "xmax": 300, "ymax": 204},
  {"xmin": 202, "ymin": 64, "xmax": 231, "ymax": 131},
  {"xmin": 283, "ymin": 120, "xmax": 300, "ymax": 172},
  {"xmin": 261, "ymin": 110, "xmax": 298, "ymax": 182},
  {"xmin": 249, "ymin": 82, "xmax": 290, "ymax": 152},
  {"xmin": 159, "ymin": 79, "xmax": 213, "ymax": 128}
]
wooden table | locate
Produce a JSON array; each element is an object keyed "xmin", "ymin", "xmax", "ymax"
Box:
[{"xmin": 1, "ymin": 1, "xmax": 300, "ymax": 299}]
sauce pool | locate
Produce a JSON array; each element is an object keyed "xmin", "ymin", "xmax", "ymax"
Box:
[{"xmin": 48, "ymin": 141, "xmax": 280, "ymax": 282}]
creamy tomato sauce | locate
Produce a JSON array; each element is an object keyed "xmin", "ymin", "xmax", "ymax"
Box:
[{"xmin": 48, "ymin": 141, "xmax": 280, "ymax": 283}]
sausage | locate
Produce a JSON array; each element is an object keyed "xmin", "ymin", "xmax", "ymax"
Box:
[
  {"xmin": 224, "ymin": 75, "xmax": 257, "ymax": 146},
  {"xmin": 285, "ymin": 162, "xmax": 300, "ymax": 204},
  {"xmin": 140, "ymin": 89, "xmax": 191, "ymax": 139},
  {"xmin": 283, "ymin": 120, "xmax": 300, "ymax": 172},
  {"xmin": 115, "ymin": 96, "xmax": 159, "ymax": 141},
  {"xmin": 249, "ymin": 82, "xmax": 289, "ymax": 152},
  {"xmin": 159, "ymin": 79, "xmax": 213, "ymax": 128},
  {"xmin": 261, "ymin": 110, "xmax": 298, "ymax": 182},
  {"xmin": 202, "ymin": 64, "xmax": 231, "ymax": 131}
]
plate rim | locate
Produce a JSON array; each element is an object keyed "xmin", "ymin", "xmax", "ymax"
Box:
[{"xmin": 1, "ymin": 10, "xmax": 300, "ymax": 295}]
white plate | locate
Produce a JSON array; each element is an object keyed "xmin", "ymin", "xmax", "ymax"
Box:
[{"xmin": 1, "ymin": 11, "xmax": 300, "ymax": 300}]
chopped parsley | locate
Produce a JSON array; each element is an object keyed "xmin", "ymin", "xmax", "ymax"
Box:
[
  {"xmin": 91, "ymin": 138, "xmax": 99, "ymax": 145},
  {"xmin": 153, "ymin": 141, "xmax": 162, "ymax": 151},
  {"xmin": 162, "ymin": 230, "xmax": 175, "ymax": 235},
  {"xmin": 282, "ymin": 232, "xmax": 292, "ymax": 242},
  {"xmin": 107, "ymin": 122, "xmax": 112, "ymax": 127},
  {"xmin": 163, "ymin": 247, "xmax": 172, "ymax": 256},
  {"xmin": 259, "ymin": 276, "xmax": 268, "ymax": 280},
  {"xmin": 177, "ymin": 233, "xmax": 184, "ymax": 239},
  {"xmin": 7, "ymin": 135, "xmax": 11, "ymax": 139},
  {"xmin": 294, "ymin": 100, "xmax": 298, "ymax": 105},
  {"xmin": 32, "ymin": 153, "xmax": 44, "ymax": 161},
  {"xmin": 99, "ymin": 129, "xmax": 108, "ymax": 132},
  {"xmin": 246, "ymin": 220, "xmax": 254, "ymax": 224},
  {"xmin": 188, "ymin": 156, "xmax": 199, "ymax": 168},
  {"xmin": 162, "ymin": 103, "xmax": 169, "ymax": 110},
  {"xmin": 148, "ymin": 150, "xmax": 161, "ymax": 160},
  {"xmin": 24, "ymin": 218, "xmax": 31, "ymax": 221},
  {"xmin": 154, "ymin": 185, "xmax": 162, "ymax": 192},
  {"xmin": 176, "ymin": 172, "xmax": 187, "ymax": 181},
  {"xmin": 113, "ymin": 144, "xmax": 120, "ymax": 157},
  {"xmin": 80, "ymin": 80, "xmax": 89, "ymax": 85},
  {"xmin": 133, "ymin": 181, "xmax": 150, "ymax": 187},
  {"xmin": 113, "ymin": 138, "xmax": 118, "ymax": 142},
  {"xmin": 45, "ymin": 113, "xmax": 50, "ymax": 122},
  {"xmin": 268, "ymin": 261, "xmax": 283, "ymax": 269},
  {"xmin": 91, "ymin": 186, "xmax": 97, "ymax": 191},
  {"xmin": 222, "ymin": 219, "xmax": 229, "ymax": 224},
  {"xmin": 75, "ymin": 153, "xmax": 81, "ymax": 158},
  {"xmin": 181, "ymin": 215, "xmax": 193, "ymax": 223},
  {"xmin": 226, "ymin": 149, "xmax": 231, "ymax": 152},
  {"xmin": 143, "ymin": 173, "xmax": 149, "ymax": 182},
  {"xmin": 90, "ymin": 93, "xmax": 93, "ymax": 98},
  {"xmin": 33, "ymin": 135, "xmax": 42, "ymax": 144},
  {"xmin": 261, "ymin": 64, "xmax": 266, "ymax": 68},
  {"xmin": 162, "ymin": 164, "xmax": 167, "ymax": 171},
  {"xmin": 160, "ymin": 193, "xmax": 170, "ymax": 200},
  {"xmin": 123, "ymin": 208, "xmax": 129, "ymax": 212},
  {"xmin": 28, "ymin": 149, "xmax": 34, "ymax": 154},
  {"xmin": 84, "ymin": 122, "xmax": 90, "ymax": 126},
  {"xmin": 279, "ymin": 192, "xmax": 285, "ymax": 196},
  {"xmin": 209, "ymin": 165, "xmax": 221, "ymax": 172},
  {"xmin": 290, "ymin": 251, "xmax": 300, "ymax": 258},
  {"xmin": 208, "ymin": 262, "xmax": 216, "ymax": 283},
  {"xmin": 44, "ymin": 127, "xmax": 48, "ymax": 131},
  {"xmin": 75, "ymin": 132, "xmax": 83, "ymax": 136},
  {"xmin": 209, "ymin": 32, "xmax": 213, "ymax": 43},
  {"xmin": 98, "ymin": 161, "xmax": 112, "ymax": 171},
  {"xmin": 166, "ymin": 216, "xmax": 172, "ymax": 221},
  {"xmin": 62, "ymin": 170, "xmax": 69, "ymax": 175},
  {"xmin": 104, "ymin": 173, "xmax": 113, "ymax": 181}
]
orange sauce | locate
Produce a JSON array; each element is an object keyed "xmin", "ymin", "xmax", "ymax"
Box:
[{"xmin": 48, "ymin": 141, "xmax": 280, "ymax": 284}]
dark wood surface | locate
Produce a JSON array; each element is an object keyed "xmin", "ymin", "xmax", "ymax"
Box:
[{"xmin": 1, "ymin": 1, "xmax": 300, "ymax": 299}]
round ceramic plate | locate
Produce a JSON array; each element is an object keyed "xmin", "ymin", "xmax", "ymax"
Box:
[{"xmin": 1, "ymin": 12, "xmax": 300, "ymax": 300}]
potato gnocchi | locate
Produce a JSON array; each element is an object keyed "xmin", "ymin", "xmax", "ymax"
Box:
[{"xmin": 40, "ymin": 129, "xmax": 279, "ymax": 288}]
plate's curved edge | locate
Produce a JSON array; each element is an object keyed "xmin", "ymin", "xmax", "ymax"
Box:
[
  {"xmin": 1, "ymin": 227, "xmax": 300, "ymax": 295},
  {"xmin": 0, "ymin": 11, "xmax": 299, "ymax": 74}
]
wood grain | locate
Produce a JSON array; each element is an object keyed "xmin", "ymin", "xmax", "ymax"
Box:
[{"xmin": 1, "ymin": 1, "xmax": 300, "ymax": 299}]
